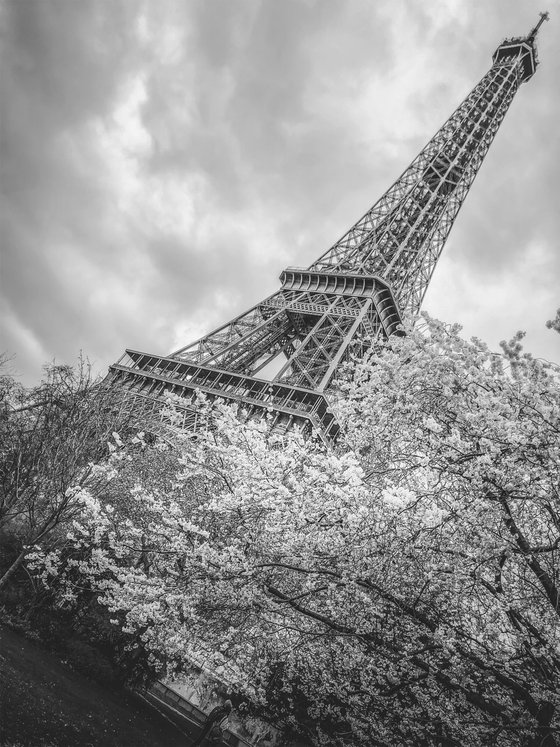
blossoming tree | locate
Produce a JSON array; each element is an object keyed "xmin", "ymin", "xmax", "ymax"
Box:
[{"xmin": 31, "ymin": 314, "xmax": 560, "ymax": 746}]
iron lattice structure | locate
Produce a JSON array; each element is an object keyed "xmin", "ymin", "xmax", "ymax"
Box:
[{"xmin": 109, "ymin": 16, "xmax": 547, "ymax": 441}]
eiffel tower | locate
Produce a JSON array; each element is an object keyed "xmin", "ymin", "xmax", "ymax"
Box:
[{"xmin": 108, "ymin": 14, "xmax": 548, "ymax": 442}]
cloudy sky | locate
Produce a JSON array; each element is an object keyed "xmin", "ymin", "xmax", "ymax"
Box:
[{"xmin": 1, "ymin": 0, "xmax": 559, "ymax": 386}]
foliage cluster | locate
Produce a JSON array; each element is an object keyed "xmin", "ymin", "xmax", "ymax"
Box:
[
  {"xmin": 3, "ymin": 312, "xmax": 560, "ymax": 746},
  {"xmin": 0, "ymin": 359, "xmax": 160, "ymax": 687}
]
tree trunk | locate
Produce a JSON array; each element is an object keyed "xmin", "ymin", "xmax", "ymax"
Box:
[
  {"xmin": 0, "ymin": 548, "xmax": 28, "ymax": 593},
  {"xmin": 529, "ymin": 702, "xmax": 556, "ymax": 747}
]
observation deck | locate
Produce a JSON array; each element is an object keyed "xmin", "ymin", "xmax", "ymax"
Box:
[{"xmin": 492, "ymin": 37, "xmax": 538, "ymax": 81}]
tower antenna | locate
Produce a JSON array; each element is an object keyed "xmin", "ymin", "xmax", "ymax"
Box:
[{"xmin": 528, "ymin": 11, "xmax": 549, "ymax": 41}]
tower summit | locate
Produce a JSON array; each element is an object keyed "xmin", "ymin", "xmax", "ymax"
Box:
[
  {"xmin": 109, "ymin": 15, "xmax": 548, "ymax": 441},
  {"xmin": 493, "ymin": 11, "xmax": 548, "ymax": 81}
]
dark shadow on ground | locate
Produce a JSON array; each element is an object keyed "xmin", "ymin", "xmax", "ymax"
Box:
[{"xmin": 0, "ymin": 624, "xmax": 202, "ymax": 746}]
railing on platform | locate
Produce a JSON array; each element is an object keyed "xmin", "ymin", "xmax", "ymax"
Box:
[{"xmin": 149, "ymin": 680, "xmax": 253, "ymax": 747}]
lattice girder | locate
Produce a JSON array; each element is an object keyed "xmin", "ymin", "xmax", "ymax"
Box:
[
  {"xmin": 310, "ymin": 58, "xmax": 523, "ymax": 313},
  {"xmin": 169, "ymin": 268, "xmax": 400, "ymax": 391},
  {"xmin": 271, "ymin": 272, "xmax": 400, "ymax": 390}
]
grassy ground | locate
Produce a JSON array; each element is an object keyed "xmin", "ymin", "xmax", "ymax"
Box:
[{"xmin": 0, "ymin": 624, "xmax": 200, "ymax": 747}]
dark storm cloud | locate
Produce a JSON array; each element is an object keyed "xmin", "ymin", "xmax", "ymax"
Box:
[
  {"xmin": 1, "ymin": 0, "xmax": 559, "ymax": 384},
  {"xmin": 138, "ymin": 0, "xmax": 395, "ymax": 256}
]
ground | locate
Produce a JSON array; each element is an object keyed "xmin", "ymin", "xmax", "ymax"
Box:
[{"xmin": 0, "ymin": 624, "xmax": 200, "ymax": 747}]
